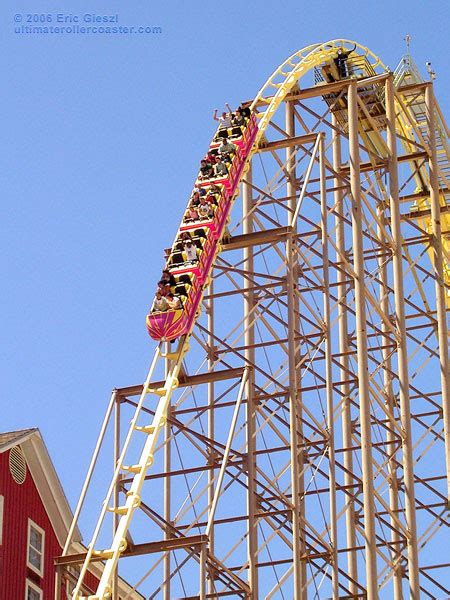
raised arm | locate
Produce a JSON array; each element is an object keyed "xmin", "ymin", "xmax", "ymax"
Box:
[
  {"xmin": 213, "ymin": 108, "xmax": 219, "ymax": 121},
  {"xmin": 225, "ymin": 102, "xmax": 232, "ymax": 114}
]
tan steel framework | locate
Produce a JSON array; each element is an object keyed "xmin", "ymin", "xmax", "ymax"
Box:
[{"xmin": 58, "ymin": 50, "xmax": 449, "ymax": 599}]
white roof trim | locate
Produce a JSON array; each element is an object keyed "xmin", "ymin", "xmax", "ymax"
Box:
[
  {"xmin": 0, "ymin": 428, "xmax": 37, "ymax": 452},
  {"xmin": 21, "ymin": 433, "xmax": 81, "ymax": 547}
]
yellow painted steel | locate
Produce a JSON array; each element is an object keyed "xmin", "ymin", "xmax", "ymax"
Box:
[
  {"xmin": 392, "ymin": 62, "xmax": 450, "ymax": 307},
  {"xmin": 247, "ymin": 38, "xmax": 449, "ymax": 307},
  {"xmin": 250, "ymin": 39, "xmax": 386, "ymax": 144},
  {"xmin": 73, "ymin": 39, "xmax": 449, "ymax": 599},
  {"xmin": 73, "ymin": 339, "xmax": 191, "ymax": 600}
]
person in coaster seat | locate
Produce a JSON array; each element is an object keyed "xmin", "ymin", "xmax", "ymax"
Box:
[
  {"xmin": 161, "ymin": 269, "xmax": 176, "ymax": 287},
  {"xmin": 238, "ymin": 104, "xmax": 251, "ymax": 119},
  {"xmin": 232, "ymin": 109, "xmax": 245, "ymax": 127},
  {"xmin": 174, "ymin": 231, "xmax": 192, "ymax": 252},
  {"xmin": 180, "ymin": 231, "xmax": 192, "ymax": 242},
  {"xmin": 231, "ymin": 109, "xmax": 246, "ymax": 137},
  {"xmin": 167, "ymin": 293, "xmax": 182, "ymax": 310},
  {"xmin": 183, "ymin": 240, "xmax": 200, "ymax": 264},
  {"xmin": 157, "ymin": 280, "xmax": 171, "ymax": 297},
  {"xmin": 197, "ymin": 196, "xmax": 214, "ymax": 220},
  {"xmin": 185, "ymin": 204, "xmax": 199, "ymax": 223},
  {"xmin": 213, "ymin": 156, "xmax": 228, "ymax": 178},
  {"xmin": 206, "ymin": 149, "xmax": 218, "ymax": 165},
  {"xmin": 152, "ymin": 290, "xmax": 169, "ymax": 313},
  {"xmin": 190, "ymin": 190, "xmax": 201, "ymax": 207},
  {"xmin": 218, "ymin": 138, "xmax": 236, "ymax": 162},
  {"xmin": 205, "ymin": 191, "xmax": 218, "ymax": 206},
  {"xmin": 191, "ymin": 186, "xmax": 206, "ymax": 198},
  {"xmin": 208, "ymin": 183, "xmax": 222, "ymax": 195},
  {"xmin": 199, "ymin": 159, "xmax": 214, "ymax": 180},
  {"xmin": 213, "ymin": 103, "xmax": 233, "ymax": 138}
]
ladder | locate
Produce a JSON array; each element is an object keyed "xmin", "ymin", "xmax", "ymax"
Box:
[
  {"xmin": 394, "ymin": 54, "xmax": 450, "ymax": 304},
  {"xmin": 394, "ymin": 54, "xmax": 450, "ymax": 187}
]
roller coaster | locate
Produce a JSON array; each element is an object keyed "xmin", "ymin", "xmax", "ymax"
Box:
[
  {"xmin": 146, "ymin": 111, "xmax": 258, "ymax": 342},
  {"xmin": 58, "ymin": 39, "xmax": 449, "ymax": 599}
]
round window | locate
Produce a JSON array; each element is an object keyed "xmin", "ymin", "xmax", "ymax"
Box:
[{"xmin": 9, "ymin": 446, "xmax": 27, "ymax": 484}]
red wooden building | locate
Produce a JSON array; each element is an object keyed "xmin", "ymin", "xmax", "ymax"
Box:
[{"xmin": 0, "ymin": 428, "xmax": 143, "ymax": 600}]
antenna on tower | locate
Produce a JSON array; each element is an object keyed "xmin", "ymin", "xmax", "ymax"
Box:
[
  {"xmin": 402, "ymin": 34, "xmax": 412, "ymax": 69},
  {"xmin": 404, "ymin": 34, "xmax": 411, "ymax": 53}
]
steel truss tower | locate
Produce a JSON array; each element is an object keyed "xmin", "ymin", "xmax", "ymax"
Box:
[{"xmin": 59, "ymin": 41, "xmax": 449, "ymax": 599}]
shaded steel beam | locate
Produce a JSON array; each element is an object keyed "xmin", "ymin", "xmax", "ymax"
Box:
[
  {"xmin": 399, "ymin": 188, "xmax": 450, "ymax": 204},
  {"xmin": 116, "ymin": 368, "xmax": 244, "ymax": 398},
  {"xmin": 339, "ymin": 151, "xmax": 429, "ymax": 175},
  {"xmin": 249, "ymin": 73, "xmax": 391, "ymax": 108},
  {"xmin": 55, "ymin": 535, "xmax": 208, "ymax": 566},
  {"xmin": 222, "ymin": 226, "xmax": 291, "ymax": 252},
  {"xmin": 258, "ymin": 132, "xmax": 318, "ymax": 152}
]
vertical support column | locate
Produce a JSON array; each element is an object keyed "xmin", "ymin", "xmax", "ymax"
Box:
[
  {"xmin": 348, "ymin": 81, "xmax": 378, "ymax": 599},
  {"xmin": 386, "ymin": 75, "xmax": 420, "ymax": 598},
  {"xmin": 332, "ymin": 115, "xmax": 359, "ymax": 593},
  {"xmin": 205, "ymin": 275, "xmax": 216, "ymax": 598},
  {"xmin": 199, "ymin": 543, "xmax": 207, "ymax": 600},
  {"xmin": 375, "ymin": 192, "xmax": 403, "ymax": 598},
  {"xmin": 163, "ymin": 344, "xmax": 171, "ymax": 600},
  {"xmin": 243, "ymin": 165, "xmax": 259, "ymax": 598},
  {"xmin": 425, "ymin": 84, "xmax": 450, "ymax": 506},
  {"xmin": 319, "ymin": 133, "xmax": 339, "ymax": 598},
  {"xmin": 112, "ymin": 394, "xmax": 121, "ymax": 600},
  {"xmin": 286, "ymin": 99, "xmax": 305, "ymax": 599},
  {"xmin": 54, "ymin": 565, "xmax": 62, "ymax": 600}
]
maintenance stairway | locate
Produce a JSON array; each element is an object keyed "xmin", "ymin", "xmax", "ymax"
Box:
[{"xmin": 394, "ymin": 54, "xmax": 450, "ymax": 300}]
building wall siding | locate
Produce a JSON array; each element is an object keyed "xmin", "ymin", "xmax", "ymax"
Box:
[{"xmin": 0, "ymin": 447, "xmax": 62, "ymax": 598}]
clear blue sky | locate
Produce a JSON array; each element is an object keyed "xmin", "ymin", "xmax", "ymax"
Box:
[{"xmin": 3, "ymin": 0, "xmax": 449, "ymax": 540}]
